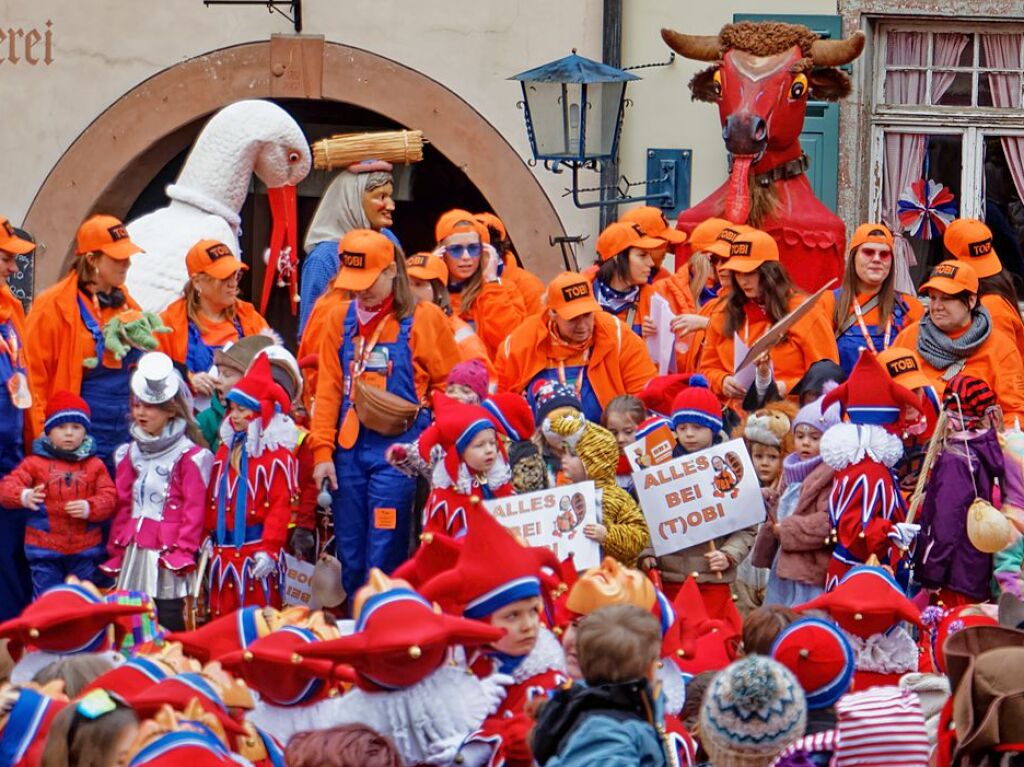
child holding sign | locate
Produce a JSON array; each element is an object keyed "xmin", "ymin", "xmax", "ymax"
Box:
[
  {"xmin": 640, "ymin": 377, "xmax": 754, "ymax": 632},
  {"xmin": 547, "ymin": 412, "xmax": 650, "ymax": 567}
]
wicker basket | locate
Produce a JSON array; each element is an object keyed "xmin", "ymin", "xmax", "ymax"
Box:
[{"xmin": 312, "ymin": 129, "xmax": 425, "ymax": 170}]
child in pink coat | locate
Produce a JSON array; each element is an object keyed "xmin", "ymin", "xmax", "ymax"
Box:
[{"xmin": 101, "ymin": 353, "xmax": 212, "ymax": 631}]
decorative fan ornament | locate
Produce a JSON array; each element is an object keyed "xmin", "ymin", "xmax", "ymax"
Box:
[{"xmin": 897, "ymin": 178, "xmax": 957, "ymax": 240}]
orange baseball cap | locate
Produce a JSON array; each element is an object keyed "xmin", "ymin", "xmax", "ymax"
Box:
[
  {"xmin": 596, "ymin": 222, "xmax": 664, "ymax": 262},
  {"xmin": 405, "ymin": 252, "xmax": 449, "ymax": 283},
  {"xmin": 849, "ymin": 223, "xmax": 894, "ymax": 252},
  {"xmin": 722, "ymin": 228, "xmax": 779, "ymax": 273},
  {"xmin": 688, "ymin": 217, "xmax": 734, "ymax": 254},
  {"xmin": 944, "ymin": 218, "xmax": 1001, "ymax": 278},
  {"xmin": 919, "ymin": 260, "xmax": 979, "ymax": 296},
  {"xmin": 186, "ymin": 239, "xmax": 247, "ymax": 280},
  {"xmin": 435, "ymin": 209, "xmax": 490, "ymax": 245},
  {"xmin": 704, "ymin": 223, "xmax": 753, "ymax": 259},
  {"xmin": 876, "ymin": 346, "xmax": 934, "ymax": 392},
  {"xmin": 75, "ymin": 215, "xmax": 143, "ymax": 260},
  {"xmin": 335, "ymin": 229, "xmax": 396, "ymax": 292},
  {"xmin": 0, "ymin": 218, "xmax": 34, "ymax": 255},
  {"xmin": 619, "ymin": 206, "xmax": 687, "ymax": 245},
  {"xmin": 474, "ymin": 212, "xmax": 506, "ymax": 241},
  {"xmin": 548, "ymin": 272, "xmax": 601, "ymax": 320}
]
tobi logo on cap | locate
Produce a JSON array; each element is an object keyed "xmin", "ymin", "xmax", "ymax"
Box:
[
  {"xmin": 2, "ymin": 221, "xmax": 14, "ymax": 238},
  {"xmin": 968, "ymin": 239, "xmax": 993, "ymax": 257},
  {"xmin": 730, "ymin": 240, "xmax": 752, "ymax": 257},
  {"xmin": 718, "ymin": 227, "xmax": 741, "ymax": 243},
  {"xmin": 206, "ymin": 243, "xmax": 233, "ymax": 261},
  {"xmin": 885, "ymin": 355, "xmax": 919, "ymax": 378},
  {"xmin": 342, "ymin": 250, "xmax": 366, "ymax": 269},
  {"xmin": 933, "ymin": 262, "xmax": 959, "ymax": 279},
  {"xmin": 408, "ymin": 255, "xmax": 429, "ymax": 269},
  {"xmin": 107, "ymin": 224, "xmax": 129, "ymax": 241},
  {"xmin": 561, "ymin": 281, "xmax": 591, "ymax": 303}
]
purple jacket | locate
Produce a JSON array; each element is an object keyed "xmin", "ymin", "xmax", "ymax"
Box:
[
  {"xmin": 915, "ymin": 429, "xmax": 1004, "ymax": 601},
  {"xmin": 106, "ymin": 443, "xmax": 211, "ymax": 570}
]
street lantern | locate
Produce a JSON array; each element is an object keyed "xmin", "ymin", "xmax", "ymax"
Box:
[
  {"xmin": 511, "ymin": 51, "xmax": 680, "ymax": 211},
  {"xmin": 511, "ymin": 50, "xmax": 637, "ymax": 169}
]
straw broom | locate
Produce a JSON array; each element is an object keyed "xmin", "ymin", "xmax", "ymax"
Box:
[
  {"xmin": 905, "ymin": 409, "xmax": 948, "ymax": 527},
  {"xmin": 312, "ymin": 130, "xmax": 426, "ymax": 171}
]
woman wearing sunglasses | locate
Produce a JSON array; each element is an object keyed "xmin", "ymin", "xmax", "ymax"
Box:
[
  {"xmin": 818, "ymin": 223, "xmax": 922, "ymax": 376},
  {"xmin": 40, "ymin": 688, "xmax": 138, "ymax": 767},
  {"xmin": 433, "ymin": 209, "xmax": 526, "ymax": 359},
  {"xmin": 158, "ymin": 239, "xmax": 269, "ymax": 398}
]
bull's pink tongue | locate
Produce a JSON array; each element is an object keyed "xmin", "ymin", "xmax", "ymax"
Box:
[{"xmin": 725, "ymin": 155, "xmax": 754, "ymax": 223}]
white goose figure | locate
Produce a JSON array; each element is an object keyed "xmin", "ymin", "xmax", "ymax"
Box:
[{"xmin": 126, "ymin": 100, "xmax": 312, "ymax": 312}]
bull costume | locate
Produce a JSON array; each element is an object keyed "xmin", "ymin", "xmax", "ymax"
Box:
[
  {"xmin": 205, "ymin": 355, "xmax": 296, "ymax": 617},
  {"xmin": 818, "ymin": 351, "xmax": 923, "ymax": 590}
]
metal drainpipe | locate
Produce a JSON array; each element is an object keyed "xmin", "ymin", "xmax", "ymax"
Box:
[{"xmin": 600, "ymin": 0, "xmax": 623, "ymax": 230}]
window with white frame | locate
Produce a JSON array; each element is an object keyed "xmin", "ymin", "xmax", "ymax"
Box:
[{"xmin": 869, "ymin": 22, "xmax": 1024, "ymax": 287}]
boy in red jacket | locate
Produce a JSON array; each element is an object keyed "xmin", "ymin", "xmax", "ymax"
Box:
[{"xmin": 0, "ymin": 391, "xmax": 116, "ymax": 595}]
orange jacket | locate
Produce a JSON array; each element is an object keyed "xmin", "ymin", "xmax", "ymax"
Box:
[
  {"xmin": 450, "ymin": 281, "xmax": 526, "ymax": 359},
  {"xmin": 310, "ymin": 300, "xmax": 460, "ymax": 463},
  {"xmin": 0, "ymin": 284, "xmax": 43, "ymax": 440},
  {"xmin": 494, "ymin": 310, "xmax": 657, "ymax": 409},
  {"xmin": 653, "ymin": 266, "xmax": 699, "ymax": 317},
  {"xmin": 452, "ymin": 315, "xmax": 496, "ymax": 388},
  {"xmin": 502, "ymin": 256, "xmax": 545, "ymax": 315},
  {"xmin": 701, "ymin": 293, "xmax": 840, "ymax": 409},
  {"xmin": 24, "ymin": 272, "xmax": 142, "ymax": 438},
  {"xmin": 980, "ymin": 293, "xmax": 1024, "ymax": 354},
  {"xmin": 297, "ymin": 287, "xmax": 348, "ymax": 414},
  {"xmin": 894, "ymin": 320, "xmax": 1024, "ymax": 427},
  {"xmin": 157, "ymin": 297, "xmax": 270, "ymax": 365},
  {"xmin": 818, "ymin": 290, "xmax": 924, "ymax": 334}
]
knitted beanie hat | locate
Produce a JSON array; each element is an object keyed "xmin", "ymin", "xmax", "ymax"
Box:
[
  {"xmin": 44, "ymin": 390, "xmax": 92, "ymax": 433},
  {"xmin": 792, "ymin": 382, "xmax": 842, "ymax": 435},
  {"xmin": 670, "ymin": 374, "xmax": 723, "ymax": 432},
  {"xmin": 700, "ymin": 655, "xmax": 807, "ymax": 767},
  {"xmin": 943, "ymin": 374, "xmax": 998, "ymax": 427},
  {"xmin": 446, "ymin": 358, "xmax": 490, "ymax": 403},
  {"xmin": 547, "ymin": 411, "xmax": 619, "ymax": 482},
  {"xmin": 530, "ymin": 379, "xmax": 583, "ymax": 425}
]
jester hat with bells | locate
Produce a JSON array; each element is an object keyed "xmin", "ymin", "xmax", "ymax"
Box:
[
  {"xmin": 165, "ymin": 605, "xmax": 310, "ymax": 664},
  {"xmin": 225, "ymin": 353, "xmax": 291, "ymax": 427},
  {"xmin": 416, "ymin": 392, "xmax": 508, "ymax": 487},
  {"xmin": 420, "ymin": 503, "xmax": 563, "ymax": 619},
  {"xmin": 0, "ymin": 580, "xmax": 151, "ymax": 660},
  {"xmin": 299, "ymin": 569, "xmax": 505, "ymax": 691},
  {"xmin": 821, "ymin": 348, "xmax": 923, "ymax": 433}
]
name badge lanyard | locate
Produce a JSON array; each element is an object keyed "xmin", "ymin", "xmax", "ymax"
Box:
[
  {"xmin": 551, "ymin": 348, "xmax": 591, "ymax": 400},
  {"xmin": 852, "ymin": 298, "xmax": 893, "ymax": 353}
]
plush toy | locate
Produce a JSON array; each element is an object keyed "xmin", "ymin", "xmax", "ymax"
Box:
[{"xmin": 84, "ymin": 310, "xmax": 172, "ymax": 368}]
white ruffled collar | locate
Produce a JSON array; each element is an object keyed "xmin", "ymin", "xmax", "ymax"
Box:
[
  {"xmin": 432, "ymin": 452, "xmax": 513, "ymax": 496},
  {"xmin": 820, "ymin": 422, "xmax": 904, "ymax": 471},
  {"xmin": 844, "ymin": 625, "xmax": 918, "ymax": 674},
  {"xmin": 218, "ymin": 412, "xmax": 298, "ymax": 458},
  {"xmin": 508, "ymin": 626, "xmax": 567, "ymax": 683}
]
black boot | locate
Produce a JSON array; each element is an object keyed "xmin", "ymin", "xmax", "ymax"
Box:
[{"xmin": 154, "ymin": 598, "xmax": 186, "ymax": 632}]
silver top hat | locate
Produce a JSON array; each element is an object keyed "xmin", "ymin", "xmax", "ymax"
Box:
[{"xmin": 130, "ymin": 352, "xmax": 180, "ymax": 405}]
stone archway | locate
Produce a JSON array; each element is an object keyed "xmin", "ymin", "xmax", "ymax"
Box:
[{"xmin": 24, "ymin": 38, "xmax": 565, "ymax": 290}]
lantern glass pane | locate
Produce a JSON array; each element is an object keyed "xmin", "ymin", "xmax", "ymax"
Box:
[
  {"xmin": 524, "ymin": 81, "xmax": 583, "ymax": 159},
  {"xmin": 582, "ymin": 81, "xmax": 625, "ymax": 160}
]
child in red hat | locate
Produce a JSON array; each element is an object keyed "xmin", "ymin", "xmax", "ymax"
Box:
[
  {"xmin": 388, "ymin": 393, "xmax": 513, "ymax": 539},
  {"xmin": 0, "ymin": 390, "xmax": 116, "ymax": 595},
  {"xmin": 204, "ymin": 355, "xmax": 297, "ymax": 618},
  {"xmin": 421, "ymin": 505, "xmax": 568, "ymax": 767},
  {"xmin": 639, "ymin": 376, "xmax": 754, "ymax": 633}
]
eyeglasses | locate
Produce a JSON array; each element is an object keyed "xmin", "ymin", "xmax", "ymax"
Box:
[{"xmin": 445, "ymin": 243, "xmax": 482, "ymax": 260}]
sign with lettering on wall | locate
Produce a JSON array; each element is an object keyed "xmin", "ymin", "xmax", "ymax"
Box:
[{"xmin": 0, "ymin": 21, "xmax": 55, "ymax": 65}]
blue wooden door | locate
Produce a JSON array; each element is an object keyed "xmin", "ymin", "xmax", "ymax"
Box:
[{"xmin": 733, "ymin": 13, "xmax": 842, "ymax": 214}]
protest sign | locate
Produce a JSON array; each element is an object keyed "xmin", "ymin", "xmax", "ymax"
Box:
[
  {"xmin": 625, "ymin": 422, "xmax": 677, "ymax": 472},
  {"xmin": 485, "ymin": 481, "xmax": 601, "ymax": 570},
  {"xmin": 635, "ymin": 438, "xmax": 766, "ymax": 556}
]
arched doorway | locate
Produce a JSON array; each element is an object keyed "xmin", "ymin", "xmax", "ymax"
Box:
[{"xmin": 24, "ymin": 38, "xmax": 566, "ymax": 297}]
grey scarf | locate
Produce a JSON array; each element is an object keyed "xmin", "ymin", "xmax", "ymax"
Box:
[{"xmin": 917, "ymin": 306, "xmax": 991, "ymax": 376}]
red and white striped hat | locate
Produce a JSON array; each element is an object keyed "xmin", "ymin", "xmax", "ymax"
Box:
[{"xmin": 833, "ymin": 687, "xmax": 929, "ymax": 766}]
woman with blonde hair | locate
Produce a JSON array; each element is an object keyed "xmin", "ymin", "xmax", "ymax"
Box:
[{"xmin": 158, "ymin": 238, "xmax": 269, "ymax": 396}]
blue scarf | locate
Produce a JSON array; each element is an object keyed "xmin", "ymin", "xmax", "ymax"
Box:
[
  {"xmin": 593, "ymin": 279, "xmax": 639, "ymax": 316},
  {"xmin": 32, "ymin": 435, "xmax": 97, "ymax": 462},
  {"xmin": 216, "ymin": 431, "xmax": 249, "ymax": 549},
  {"xmin": 486, "ymin": 648, "xmax": 527, "ymax": 675}
]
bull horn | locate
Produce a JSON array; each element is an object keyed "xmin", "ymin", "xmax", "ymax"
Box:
[
  {"xmin": 661, "ymin": 28, "xmax": 720, "ymax": 62},
  {"xmin": 810, "ymin": 30, "xmax": 866, "ymax": 67}
]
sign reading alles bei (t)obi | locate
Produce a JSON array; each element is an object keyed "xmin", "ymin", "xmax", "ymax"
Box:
[
  {"xmin": 635, "ymin": 438, "xmax": 766, "ymax": 557},
  {"xmin": 484, "ymin": 481, "xmax": 601, "ymax": 570}
]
